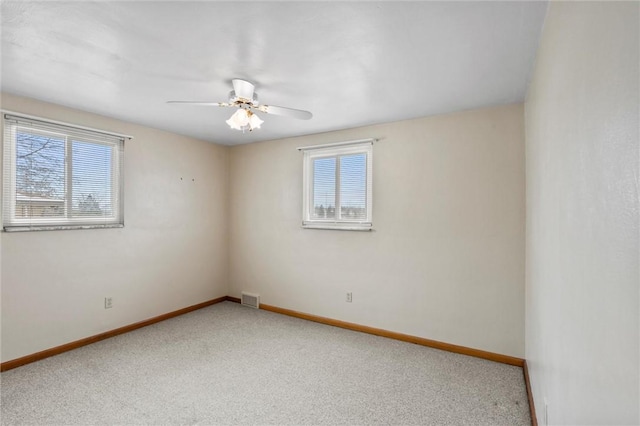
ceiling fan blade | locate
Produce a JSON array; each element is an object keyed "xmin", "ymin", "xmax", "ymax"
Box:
[
  {"xmin": 231, "ymin": 79, "xmax": 255, "ymax": 101},
  {"xmin": 167, "ymin": 101, "xmax": 232, "ymax": 107},
  {"xmin": 255, "ymin": 104, "xmax": 313, "ymax": 120}
]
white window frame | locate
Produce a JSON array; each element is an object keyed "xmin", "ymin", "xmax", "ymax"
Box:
[
  {"xmin": 2, "ymin": 112, "xmax": 130, "ymax": 232},
  {"xmin": 300, "ymin": 139, "xmax": 373, "ymax": 231}
]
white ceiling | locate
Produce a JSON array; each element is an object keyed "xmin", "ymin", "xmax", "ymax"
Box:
[{"xmin": 1, "ymin": 1, "xmax": 548, "ymax": 146}]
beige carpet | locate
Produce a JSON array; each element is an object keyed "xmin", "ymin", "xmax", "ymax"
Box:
[{"xmin": 1, "ymin": 301, "xmax": 530, "ymax": 425}]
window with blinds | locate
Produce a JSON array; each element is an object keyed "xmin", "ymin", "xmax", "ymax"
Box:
[
  {"xmin": 2, "ymin": 113, "xmax": 126, "ymax": 231},
  {"xmin": 300, "ymin": 140, "xmax": 373, "ymax": 230}
]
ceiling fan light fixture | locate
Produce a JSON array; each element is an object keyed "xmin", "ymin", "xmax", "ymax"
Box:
[
  {"xmin": 225, "ymin": 108, "xmax": 247, "ymax": 130},
  {"xmin": 170, "ymin": 79, "xmax": 312, "ymax": 134},
  {"xmin": 226, "ymin": 108, "xmax": 263, "ymax": 132}
]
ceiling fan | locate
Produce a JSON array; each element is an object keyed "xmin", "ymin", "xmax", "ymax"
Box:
[{"xmin": 167, "ymin": 79, "xmax": 313, "ymax": 132}]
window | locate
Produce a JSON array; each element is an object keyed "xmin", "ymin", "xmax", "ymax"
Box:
[
  {"xmin": 2, "ymin": 113, "xmax": 126, "ymax": 231},
  {"xmin": 301, "ymin": 139, "xmax": 373, "ymax": 230}
]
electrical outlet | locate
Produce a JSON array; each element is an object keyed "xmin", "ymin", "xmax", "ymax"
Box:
[
  {"xmin": 346, "ymin": 292, "xmax": 353, "ymax": 303},
  {"xmin": 105, "ymin": 297, "xmax": 113, "ymax": 309}
]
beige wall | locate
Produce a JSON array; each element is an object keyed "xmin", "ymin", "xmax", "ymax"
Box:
[
  {"xmin": 1, "ymin": 98, "xmax": 526, "ymax": 362},
  {"xmin": 0, "ymin": 93, "xmax": 229, "ymax": 362},
  {"xmin": 229, "ymin": 104, "xmax": 526, "ymax": 357},
  {"xmin": 525, "ymin": 2, "xmax": 639, "ymax": 424}
]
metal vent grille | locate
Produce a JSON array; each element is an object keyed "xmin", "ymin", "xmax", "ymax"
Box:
[{"xmin": 241, "ymin": 292, "xmax": 260, "ymax": 309}]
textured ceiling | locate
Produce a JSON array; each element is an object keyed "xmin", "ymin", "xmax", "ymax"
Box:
[{"xmin": 1, "ymin": 1, "xmax": 548, "ymax": 145}]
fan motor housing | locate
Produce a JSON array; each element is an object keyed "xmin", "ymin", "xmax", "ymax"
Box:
[{"xmin": 229, "ymin": 90, "xmax": 259, "ymax": 105}]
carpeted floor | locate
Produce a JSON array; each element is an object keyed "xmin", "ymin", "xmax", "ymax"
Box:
[{"xmin": 1, "ymin": 301, "xmax": 531, "ymax": 425}]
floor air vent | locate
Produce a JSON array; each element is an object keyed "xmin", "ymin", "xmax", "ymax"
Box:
[{"xmin": 241, "ymin": 292, "xmax": 260, "ymax": 309}]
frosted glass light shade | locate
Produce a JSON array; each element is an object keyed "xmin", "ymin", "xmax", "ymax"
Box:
[
  {"xmin": 249, "ymin": 113, "xmax": 263, "ymax": 129},
  {"xmin": 226, "ymin": 108, "xmax": 263, "ymax": 131},
  {"xmin": 226, "ymin": 109, "xmax": 250, "ymax": 130}
]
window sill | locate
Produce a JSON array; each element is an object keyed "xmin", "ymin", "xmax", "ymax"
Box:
[
  {"xmin": 3, "ymin": 223, "xmax": 124, "ymax": 232},
  {"xmin": 302, "ymin": 223, "xmax": 372, "ymax": 231}
]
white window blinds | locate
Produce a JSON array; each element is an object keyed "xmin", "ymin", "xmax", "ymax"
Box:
[
  {"xmin": 2, "ymin": 113, "xmax": 127, "ymax": 231},
  {"xmin": 300, "ymin": 139, "xmax": 373, "ymax": 230}
]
